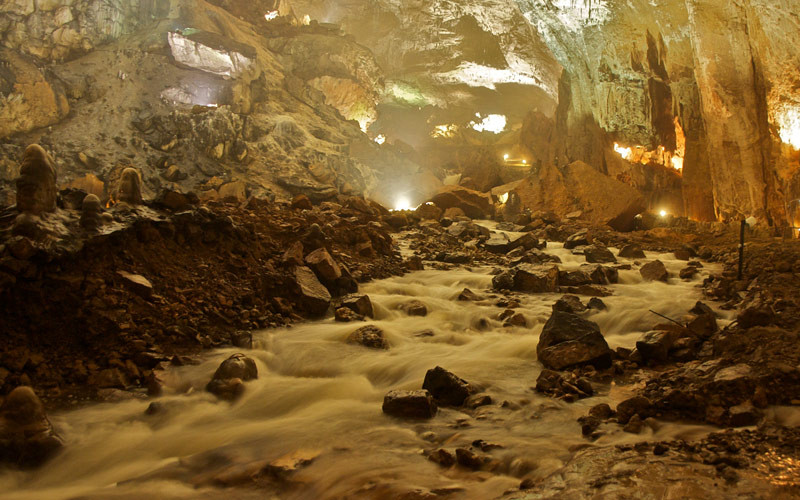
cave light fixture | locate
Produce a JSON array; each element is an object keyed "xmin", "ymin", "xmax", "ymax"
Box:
[
  {"xmin": 659, "ymin": 210, "xmax": 668, "ymax": 218},
  {"xmin": 392, "ymin": 197, "xmax": 416, "ymax": 212},
  {"xmin": 503, "ymin": 153, "xmax": 510, "ymax": 161},
  {"xmin": 264, "ymin": 11, "xmax": 279, "ymax": 21},
  {"xmin": 470, "ymin": 114, "xmax": 507, "ymax": 134},
  {"xmin": 374, "ymin": 134, "xmax": 386, "ymax": 145},
  {"xmin": 498, "ymin": 192, "xmax": 509, "ymax": 204}
]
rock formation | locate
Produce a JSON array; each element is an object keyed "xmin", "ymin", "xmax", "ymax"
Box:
[
  {"xmin": 116, "ymin": 168, "xmax": 143, "ymax": 206},
  {"xmin": 0, "ymin": 386, "xmax": 63, "ymax": 468},
  {"xmin": 15, "ymin": 145, "xmax": 57, "ymax": 215}
]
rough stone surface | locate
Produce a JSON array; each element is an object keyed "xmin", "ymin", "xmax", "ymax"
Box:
[
  {"xmin": 640, "ymin": 260, "xmax": 669, "ymax": 282},
  {"xmin": 537, "ymin": 310, "xmax": 612, "ymax": 370},
  {"xmin": 422, "ymin": 366, "xmax": 474, "ymax": 407},
  {"xmin": 346, "ymin": 325, "xmax": 389, "ymax": 350},
  {"xmin": 0, "ymin": 386, "xmax": 63, "ymax": 468},
  {"xmin": 382, "ymin": 390, "xmax": 437, "ymax": 419},
  {"xmin": 15, "ymin": 145, "xmax": 57, "ymax": 215}
]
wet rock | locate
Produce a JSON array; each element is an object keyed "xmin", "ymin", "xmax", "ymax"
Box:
[
  {"xmin": 415, "ymin": 203, "xmax": 442, "ymax": 220},
  {"xmin": 587, "ymin": 297, "xmax": 607, "ymax": 310},
  {"xmin": 589, "ymin": 403, "xmax": 615, "ymax": 419},
  {"xmin": 737, "ymin": 305, "xmax": 774, "ymax": 328},
  {"xmin": 430, "ymin": 185, "xmax": 493, "ymax": 219},
  {"xmin": 464, "ymin": 393, "xmax": 493, "ymax": 409},
  {"xmin": 618, "ymin": 244, "xmax": 646, "ymax": 259},
  {"xmin": 116, "ymin": 270, "xmax": 153, "ymax": 299},
  {"xmin": 0, "ymin": 387, "xmax": 63, "ymax": 468},
  {"xmin": 457, "ymin": 288, "xmax": 482, "ymax": 301},
  {"xmin": 334, "ymin": 307, "xmax": 363, "ymax": 322},
  {"xmin": 509, "ymin": 232, "xmax": 543, "ymax": 251},
  {"xmin": 553, "ymin": 295, "xmax": 586, "ymax": 314},
  {"xmin": 535, "ymin": 369, "xmax": 593, "ymax": 400},
  {"xmin": 616, "ymin": 396, "xmax": 652, "ymax": 424},
  {"xmin": 346, "ymin": 325, "xmax": 389, "ymax": 349},
  {"xmin": 558, "ymin": 269, "xmax": 592, "ymax": 286},
  {"xmin": 422, "ymin": 366, "xmax": 474, "ymax": 406},
  {"xmin": 679, "ymin": 266, "xmax": 699, "ymax": 279},
  {"xmin": 503, "ymin": 312, "xmax": 527, "ymax": 327},
  {"xmin": 116, "ymin": 167, "xmax": 143, "ymax": 205},
  {"xmin": 581, "ymin": 264, "xmax": 619, "ymax": 285},
  {"xmin": 305, "ymin": 247, "xmax": 342, "ymax": 285},
  {"xmin": 640, "ymin": 260, "xmax": 669, "ymax": 282},
  {"xmin": 484, "ymin": 233, "xmax": 511, "ymax": 253},
  {"xmin": 537, "ymin": 310, "xmax": 612, "ymax": 370},
  {"xmin": 455, "ymin": 448, "xmax": 483, "ymax": 469},
  {"xmin": 293, "ymin": 266, "xmax": 331, "ymax": 317},
  {"xmin": 291, "ymin": 194, "xmax": 313, "ymax": 210},
  {"xmin": 583, "ymin": 245, "xmax": 616, "ymax": 264},
  {"xmin": 563, "ymin": 230, "xmax": 589, "ymax": 250},
  {"xmin": 623, "ymin": 414, "xmax": 644, "ymax": 434},
  {"xmin": 636, "ymin": 330, "xmax": 678, "ymax": 363},
  {"xmin": 406, "ymin": 255, "xmax": 424, "ymax": 271},
  {"xmin": 728, "ymin": 401, "xmax": 761, "ymax": 427},
  {"xmin": 510, "ymin": 265, "xmax": 559, "ymax": 293},
  {"xmin": 15, "ymin": 144, "xmax": 57, "ymax": 216},
  {"xmin": 382, "ymin": 390, "xmax": 437, "ymax": 419},
  {"xmin": 339, "ymin": 294, "xmax": 374, "ymax": 318},
  {"xmin": 399, "ymin": 300, "xmax": 428, "ymax": 317},
  {"xmin": 428, "ymin": 448, "xmax": 455, "ymax": 466},
  {"xmin": 206, "ymin": 353, "xmax": 257, "ymax": 401}
]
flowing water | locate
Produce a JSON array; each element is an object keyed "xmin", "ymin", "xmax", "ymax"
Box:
[{"xmin": 0, "ymin": 228, "xmax": 738, "ymax": 500}]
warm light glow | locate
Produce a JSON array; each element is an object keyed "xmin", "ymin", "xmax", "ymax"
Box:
[
  {"xmin": 264, "ymin": 11, "xmax": 279, "ymax": 21},
  {"xmin": 431, "ymin": 124, "xmax": 458, "ymax": 139},
  {"xmin": 671, "ymin": 156, "xmax": 684, "ymax": 171},
  {"xmin": 503, "ymin": 154, "xmax": 509, "ymax": 161},
  {"xmin": 393, "ymin": 197, "xmax": 414, "ymax": 211},
  {"xmin": 374, "ymin": 134, "xmax": 386, "ymax": 145},
  {"xmin": 302, "ymin": 15, "xmax": 311, "ymax": 25},
  {"xmin": 614, "ymin": 142, "xmax": 633, "ymax": 160},
  {"xmin": 470, "ymin": 114, "xmax": 507, "ymax": 134},
  {"xmin": 659, "ymin": 210, "xmax": 667, "ymax": 217},
  {"xmin": 777, "ymin": 107, "xmax": 800, "ymax": 150},
  {"xmin": 498, "ymin": 192, "xmax": 509, "ymax": 204},
  {"xmin": 521, "ymin": 159, "xmax": 527, "ymax": 165}
]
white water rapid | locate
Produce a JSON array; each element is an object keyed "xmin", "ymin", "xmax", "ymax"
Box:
[{"xmin": 0, "ymin": 228, "xmax": 736, "ymax": 500}]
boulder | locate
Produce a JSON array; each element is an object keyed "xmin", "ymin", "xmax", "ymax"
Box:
[
  {"xmin": 618, "ymin": 244, "xmax": 646, "ymax": 259},
  {"xmin": 339, "ymin": 294, "xmax": 374, "ymax": 318},
  {"xmin": 583, "ymin": 245, "xmax": 616, "ymax": 264},
  {"xmin": 563, "ymin": 230, "xmax": 589, "ymax": 250},
  {"xmin": 382, "ymin": 390, "xmax": 437, "ymax": 419},
  {"xmin": 510, "ymin": 162, "xmax": 645, "ymax": 231},
  {"xmin": 15, "ymin": 144, "xmax": 57, "ymax": 215},
  {"xmin": 615, "ymin": 396, "xmax": 652, "ymax": 424},
  {"xmin": 399, "ymin": 300, "xmax": 428, "ymax": 317},
  {"xmin": 116, "ymin": 168, "xmax": 143, "ymax": 205},
  {"xmin": 334, "ymin": 307, "xmax": 363, "ymax": 322},
  {"xmin": 509, "ymin": 232, "xmax": 543, "ymax": 251},
  {"xmin": 635, "ymin": 330, "xmax": 678, "ymax": 363},
  {"xmin": 281, "ymin": 241, "xmax": 304, "ymax": 266},
  {"xmin": 422, "ymin": 366, "xmax": 474, "ymax": 406},
  {"xmin": 580, "ymin": 264, "xmax": 619, "ymax": 285},
  {"xmin": 293, "ymin": 266, "xmax": 331, "ymax": 317},
  {"xmin": 414, "ymin": 203, "xmax": 442, "ymax": 220},
  {"xmin": 457, "ymin": 288, "xmax": 482, "ymax": 301},
  {"xmin": 537, "ymin": 310, "xmax": 612, "ymax": 370},
  {"xmin": 512, "ymin": 265, "xmax": 559, "ymax": 293},
  {"xmin": 484, "ymin": 233, "xmax": 511, "ymax": 253},
  {"xmin": 640, "ymin": 260, "xmax": 669, "ymax": 282},
  {"xmin": 558, "ymin": 270, "xmax": 592, "ymax": 286},
  {"xmin": 430, "ymin": 185, "xmax": 493, "ymax": 219},
  {"xmin": 0, "ymin": 386, "xmax": 63, "ymax": 468},
  {"xmin": 305, "ymin": 247, "xmax": 342, "ymax": 284},
  {"xmin": 587, "ymin": 298, "xmax": 607, "ymax": 310},
  {"xmin": 553, "ymin": 295, "xmax": 586, "ymax": 314},
  {"xmin": 346, "ymin": 325, "xmax": 389, "ymax": 349}
]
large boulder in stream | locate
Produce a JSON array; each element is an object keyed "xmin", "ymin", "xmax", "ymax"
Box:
[
  {"xmin": 346, "ymin": 325, "xmax": 389, "ymax": 349},
  {"xmin": 430, "ymin": 185, "xmax": 493, "ymax": 219},
  {"xmin": 422, "ymin": 366, "xmax": 475, "ymax": 407},
  {"xmin": 640, "ymin": 260, "xmax": 669, "ymax": 282},
  {"xmin": 0, "ymin": 386, "xmax": 63, "ymax": 467},
  {"xmin": 293, "ymin": 266, "xmax": 331, "ymax": 316},
  {"xmin": 206, "ymin": 354, "xmax": 258, "ymax": 401},
  {"xmin": 383, "ymin": 390, "xmax": 437, "ymax": 419},
  {"xmin": 537, "ymin": 310, "xmax": 612, "ymax": 370},
  {"xmin": 493, "ymin": 265, "xmax": 559, "ymax": 293}
]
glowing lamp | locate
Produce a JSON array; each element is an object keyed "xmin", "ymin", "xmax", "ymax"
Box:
[
  {"xmin": 659, "ymin": 210, "xmax": 667, "ymax": 217},
  {"xmin": 503, "ymin": 154, "xmax": 509, "ymax": 161},
  {"xmin": 499, "ymin": 192, "xmax": 509, "ymax": 204},
  {"xmin": 522, "ymin": 159, "xmax": 527, "ymax": 165},
  {"xmin": 393, "ymin": 197, "xmax": 412, "ymax": 212}
]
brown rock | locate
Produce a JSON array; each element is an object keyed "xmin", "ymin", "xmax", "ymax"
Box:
[
  {"xmin": 399, "ymin": 300, "xmax": 428, "ymax": 317},
  {"xmin": 430, "ymin": 185, "xmax": 493, "ymax": 219},
  {"xmin": 206, "ymin": 353, "xmax": 258, "ymax": 401},
  {"xmin": 346, "ymin": 325, "xmax": 389, "ymax": 349},
  {"xmin": 15, "ymin": 144, "xmax": 57, "ymax": 215},
  {"xmin": 422, "ymin": 366, "xmax": 474, "ymax": 406},
  {"xmin": 640, "ymin": 260, "xmax": 669, "ymax": 282},
  {"xmin": 293, "ymin": 266, "xmax": 331, "ymax": 317},
  {"xmin": 537, "ymin": 310, "xmax": 611, "ymax": 370},
  {"xmin": 305, "ymin": 247, "xmax": 342, "ymax": 284},
  {"xmin": 291, "ymin": 194, "xmax": 313, "ymax": 210},
  {"xmin": 382, "ymin": 390, "xmax": 437, "ymax": 419},
  {"xmin": 116, "ymin": 168, "xmax": 143, "ymax": 205},
  {"xmin": 0, "ymin": 387, "xmax": 63, "ymax": 467},
  {"xmin": 80, "ymin": 194, "xmax": 103, "ymax": 230},
  {"xmin": 281, "ymin": 241, "xmax": 304, "ymax": 266},
  {"xmin": 116, "ymin": 271, "xmax": 153, "ymax": 298}
]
